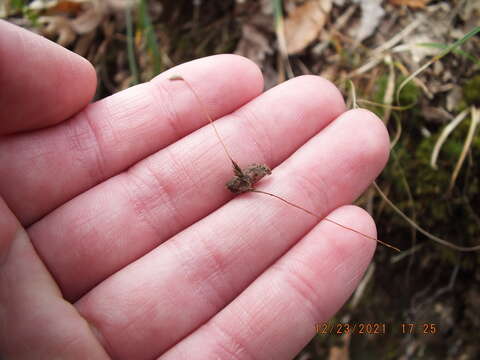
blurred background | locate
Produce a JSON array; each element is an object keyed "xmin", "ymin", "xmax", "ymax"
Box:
[{"xmin": 2, "ymin": 0, "xmax": 479, "ymax": 358}]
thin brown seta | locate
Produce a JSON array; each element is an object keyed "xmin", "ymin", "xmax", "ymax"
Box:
[
  {"xmin": 169, "ymin": 75, "xmax": 243, "ymax": 175},
  {"xmin": 169, "ymin": 75, "xmax": 400, "ymax": 252},
  {"xmin": 253, "ymin": 190, "xmax": 400, "ymax": 252}
]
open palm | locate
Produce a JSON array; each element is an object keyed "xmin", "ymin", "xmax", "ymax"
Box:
[{"xmin": 0, "ymin": 20, "xmax": 389, "ymax": 359}]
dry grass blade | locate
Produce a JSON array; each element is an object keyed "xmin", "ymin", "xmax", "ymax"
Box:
[
  {"xmin": 272, "ymin": 0, "xmax": 294, "ymax": 80},
  {"xmin": 448, "ymin": 106, "xmax": 479, "ymax": 192},
  {"xmin": 390, "ymin": 114, "xmax": 402, "ymax": 149},
  {"xmin": 356, "ymin": 100, "xmax": 410, "ymax": 112},
  {"xmin": 315, "ymin": 5, "xmax": 356, "ymax": 57},
  {"xmin": 430, "ymin": 108, "xmax": 470, "ymax": 169},
  {"xmin": 395, "ymin": 60, "xmax": 433, "ymax": 99},
  {"xmin": 373, "ymin": 181, "xmax": 480, "ymax": 252},
  {"xmin": 348, "ymin": 80, "xmax": 358, "ymax": 109},
  {"xmin": 382, "ymin": 55, "xmax": 395, "ymax": 125},
  {"xmin": 391, "ymin": 149, "xmax": 418, "ymax": 254},
  {"xmin": 349, "ymin": 57, "xmax": 382, "ymax": 79},
  {"xmin": 396, "ymin": 26, "xmax": 480, "ymax": 105},
  {"xmin": 390, "ymin": 243, "xmax": 423, "ymax": 264},
  {"xmin": 350, "ymin": 263, "xmax": 375, "ymax": 309},
  {"xmin": 349, "ymin": 17, "xmax": 424, "ymax": 78},
  {"xmin": 372, "ymin": 16, "xmax": 424, "ymax": 56}
]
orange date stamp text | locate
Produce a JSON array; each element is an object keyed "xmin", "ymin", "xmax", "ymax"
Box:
[{"xmin": 315, "ymin": 322, "xmax": 387, "ymax": 335}]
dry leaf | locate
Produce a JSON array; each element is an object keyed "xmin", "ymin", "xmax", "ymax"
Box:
[
  {"xmin": 70, "ymin": 1, "xmax": 108, "ymax": 34},
  {"xmin": 48, "ymin": 1, "xmax": 84, "ymax": 14},
  {"xmin": 234, "ymin": 0, "xmax": 275, "ymax": 81},
  {"xmin": 32, "ymin": 0, "xmax": 137, "ymax": 46},
  {"xmin": 284, "ymin": 0, "xmax": 332, "ymax": 54},
  {"xmin": 37, "ymin": 15, "xmax": 77, "ymax": 46},
  {"xmin": 389, "ymin": 0, "xmax": 433, "ymax": 9},
  {"xmin": 235, "ymin": 23, "xmax": 273, "ymax": 66},
  {"xmin": 353, "ymin": 0, "xmax": 385, "ymax": 42}
]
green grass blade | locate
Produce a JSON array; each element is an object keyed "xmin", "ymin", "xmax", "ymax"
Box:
[
  {"xmin": 138, "ymin": 0, "xmax": 162, "ymax": 77},
  {"xmin": 125, "ymin": 4, "xmax": 139, "ymax": 85},
  {"xmin": 416, "ymin": 42, "xmax": 480, "ymax": 66},
  {"xmin": 396, "ymin": 26, "xmax": 480, "ymax": 104}
]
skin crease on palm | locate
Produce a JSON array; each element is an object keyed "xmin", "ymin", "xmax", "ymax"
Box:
[{"xmin": 0, "ymin": 19, "xmax": 390, "ymax": 360}]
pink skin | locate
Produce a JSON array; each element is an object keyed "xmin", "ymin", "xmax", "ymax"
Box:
[{"xmin": 0, "ymin": 19, "xmax": 390, "ymax": 360}]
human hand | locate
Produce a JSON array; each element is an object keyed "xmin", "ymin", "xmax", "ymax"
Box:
[{"xmin": 0, "ymin": 20, "xmax": 389, "ymax": 359}]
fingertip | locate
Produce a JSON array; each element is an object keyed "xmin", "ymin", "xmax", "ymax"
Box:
[
  {"xmin": 60, "ymin": 49, "xmax": 98, "ymax": 118},
  {"xmin": 294, "ymin": 204, "xmax": 378, "ymax": 293},
  {"xmin": 224, "ymin": 53, "xmax": 265, "ymax": 94},
  {"xmin": 149, "ymin": 54, "xmax": 265, "ymax": 127},
  {"xmin": 267, "ymin": 75, "xmax": 346, "ymax": 131},
  {"xmin": 325, "ymin": 204, "xmax": 378, "ymax": 255},
  {"xmin": 75, "ymin": 53, "xmax": 98, "ymax": 102},
  {"xmin": 0, "ymin": 21, "xmax": 97, "ymax": 134},
  {"xmin": 344, "ymin": 109, "xmax": 391, "ymax": 169},
  {"xmin": 324, "ymin": 109, "xmax": 390, "ymax": 183},
  {"xmin": 152, "ymin": 54, "xmax": 264, "ymax": 97},
  {"xmin": 293, "ymin": 74, "xmax": 346, "ymax": 112}
]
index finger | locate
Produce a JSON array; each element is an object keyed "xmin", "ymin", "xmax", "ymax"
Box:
[
  {"xmin": 0, "ymin": 54, "xmax": 263, "ymax": 225},
  {"xmin": 0, "ymin": 20, "xmax": 96, "ymax": 134}
]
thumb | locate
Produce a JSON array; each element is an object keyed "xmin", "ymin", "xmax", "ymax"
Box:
[{"xmin": 0, "ymin": 197, "xmax": 109, "ymax": 359}]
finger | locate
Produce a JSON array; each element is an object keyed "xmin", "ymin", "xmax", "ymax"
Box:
[
  {"xmin": 0, "ymin": 20, "xmax": 96, "ymax": 135},
  {"xmin": 29, "ymin": 75, "xmax": 346, "ymax": 301},
  {"xmin": 0, "ymin": 54, "xmax": 263, "ymax": 225},
  {"xmin": 159, "ymin": 206, "xmax": 376, "ymax": 360},
  {"xmin": 74, "ymin": 109, "xmax": 389, "ymax": 360},
  {"xmin": 0, "ymin": 197, "xmax": 109, "ymax": 359}
]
